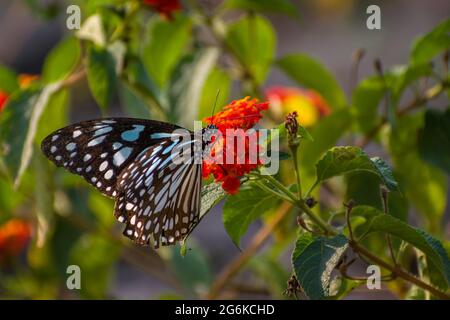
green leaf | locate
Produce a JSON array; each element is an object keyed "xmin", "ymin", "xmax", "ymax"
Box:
[
  {"xmin": 70, "ymin": 234, "xmax": 121, "ymax": 299},
  {"xmin": 42, "ymin": 37, "xmax": 81, "ymax": 83},
  {"xmin": 200, "ymin": 182, "xmax": 226, "ymax": 220},
  {"xmin": 223, "ymin": 183, "xmax": 278, "ymax": 246},
  {"xmin": 142, "ymin": 15, "xmax": 192, "ymax": 88},
  {"xmin": 368, "ymin": 214, "xmax": 450, "ymax": 289},
  {"xmin": 168, "ymin": 48, "xmax": 219, "ymax": 128},
  {"xmin": 226, "ymin": 15, "xmax": 276, "ymax": 84},
  {"xmin": 0, "ymin": 82, "xmax": 63, "ymax": 187},
  {"xmin": 122, "ymin": 57, "xmax": 163, "ymax": 119},
  {"xmin": 0, "ymin": 65, "xmax": 18, "ymax": 93},
  {"xmin": 292, "ymin": 233, "xmax": 348, "ymax": 300},
  {"xmin": 410, "ymin": 19, "xmax": 450, "ymax": 64},
  {"xmin": 300, "ymin": 109, "xmax": 352, "ymax": 170},
  {"xmin": 87, "ymin": 46, "xmax": 117, "ymax": 110},
  {"xmin": 224, "ymin": 0, "xmax": 299, "ymax": 18},
  {"xmin": 418, "ymin": 108, "xmax": 450, "ymax": 174},
  {"xmin": 198, "ymin": 67, "xmax": 231, "ymax": 121},
  {"xmin": 119, "ymin": 83, "xmax": 151, "ymax": 119},
  {"xmin": 351, "ymin": 76, "xmax": 384, "ymax": 134},
  {"xmin": 169, "ymin": 244, "xmax": 212, "ymax": 295},
  {"xmin": 389, "ymin": 114, "xmax": 447, "ymax": 233},
  {"xmin": 277, "ymin": 54, "xmax": 346, "ymax": 109},
  {"xmin": 298, "ymin": 124, "xmax": 313, "ymax": 141},
  {"xmin": 310, "ymin": 146, "xmax": 398, "ymax": 193}
]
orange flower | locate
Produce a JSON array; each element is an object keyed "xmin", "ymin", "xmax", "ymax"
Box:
[
  {"xmin": 203, "ymin": 97, "xmax": 269, "ymax": 194},
  {"xmin": 0, "ymin": 90, "xmax": 8, "ymax": 113},
  {"xmin": 265, "ymin": 86, "xmax": 331, "ymax": 126},
  {"xmin": 18, "ymin": 74, "xmax": 39, "ymax": 88},
  {"xmin": 0, "ymin": 219, "xmax": 32, "ymax": 264},
  {"xmin": 143, "ymin": 0, "xmax": 181, "ymax": 18}
]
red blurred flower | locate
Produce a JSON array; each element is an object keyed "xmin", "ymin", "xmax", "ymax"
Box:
[
  {"xmin": 203, "ymin": 97, "xmax": 269, "ymax": 194},
  {"xmin": 0, "ymin": 91, "xmax": 8, "ymax": 114},
  {"xmin": 143, "ymin": 0, "xmax": 181, "ymax": 18},
  {"xmin": 265, "ymin": 86, "xmax": 331, "ymax": 126},
  {"xmin": 0, "ymin": 219, "xmax": 32, "ymax": 264}
]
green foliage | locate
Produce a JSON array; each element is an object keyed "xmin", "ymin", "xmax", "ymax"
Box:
[
  {"xmin": 277, "ymin": 54, "xmax": 347, "ymax": 109},
  {"xmin": 418, "ymin": 108, "xmax": 450, "ymax": 174},
  {"xmin": 292, "ymin": 233, "xmax": 348, "ymax": 299},
  {"xmin": 309, "ymin": 146, "xmax": 398, "ymax": 193},
  {"xmin": 1, "ymin": 2, "xmax": 449, "ymax": 301},
  {"xmin": 143, "ymin": 15, "xmax": 192, "ymax": 88},
  {"xmin": 223, "ymin": 183, "xmax": 278, "ymax": 246},
  {"xmin": 367, "ymin": 214, "xmax": 450, "ymax": 289},
  {"xmin": 226, "ymin": 15, "xmax": 276, "ymax": 84},
  {"xmin": 87, "ymin": 46, "xmax": 117, "ymax": 111},
  {"xmin": 42, "ymin": 37, "xmax": 81, "ymax": 83},
  {"xmin": 410, "ymin": 19, "xmax": 450, "ymax": 64},
  {"xmin": 224, "ymin": 0, "xmax": 299, "ymax": 18}
]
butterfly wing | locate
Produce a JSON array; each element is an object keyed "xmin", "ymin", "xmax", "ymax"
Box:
[
  {"xmin": 41, "ymin": 118, "xmax": 182, "ymax": 198},
  {"xmin": 114, "ymin": 138, "xmax": 202, "ymax": 248}
]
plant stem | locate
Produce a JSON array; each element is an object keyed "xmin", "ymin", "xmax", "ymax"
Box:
[
  {"xmin": 351, "ymin": 242, "xmax": 450, "ymax": 300},
  {"xmin": 290, "ymin": 144, "xmax": 302, "ymax": 199}
]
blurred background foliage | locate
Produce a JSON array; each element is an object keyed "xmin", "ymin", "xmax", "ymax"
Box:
[{"xmin": 0, "ymin": 0, "xmax": 449, "ymax": 299}]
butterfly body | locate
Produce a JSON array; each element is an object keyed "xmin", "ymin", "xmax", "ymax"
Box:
[{"xmin": 41, "ymin": 118, "xmax": 216, "ymax": 248}]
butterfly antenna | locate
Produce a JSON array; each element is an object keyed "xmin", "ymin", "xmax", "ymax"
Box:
[{"xmin": 211, "ymin": 89, "xmax": 221, "ymax": 117}]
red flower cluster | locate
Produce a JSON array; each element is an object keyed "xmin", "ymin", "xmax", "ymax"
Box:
[
  {"xmin": 0, "ymin": 91, "xmax": 8, "ymax": 114},
  {"xmin": 265, "ymin": 86, "xmax": 331, "ymax": 126},
  {"xmin": 0, "ymin": 219, "xmax": 32, "ymax": 264},
  {"xmin": 203, "ymin": 97, "xmax": 269, "ymax": 194},
  {"xmin": 143, "ymin": 0, "xmax": 181, "ymax": 18}
]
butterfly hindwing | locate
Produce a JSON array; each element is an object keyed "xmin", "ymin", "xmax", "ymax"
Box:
[
  {"xmin": 114, "ymin": 138, "xmax": 202, "ymax": 248},
  {"xmin": 41, "ymin": 118, "xmax": 182, "ymax": 198}
]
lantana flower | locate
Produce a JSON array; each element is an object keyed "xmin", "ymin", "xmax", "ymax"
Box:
[
  {"xmin": 0, "ymin": 91, "xmax": 8, "ymax": 114},
  {"xmin": 265, "ymin": 86, "xmax": 331, "ymax": 127},
  {"xmin": 203, "ymin": 97, "xmax": 269, "ymax": 194},
  {"xmin": 143, "ymin": 0, "xmax": 181, "ymax": 18},
  {"xmin": 0, "ymin": 219, "xmax": 32, "ymax": 264}
]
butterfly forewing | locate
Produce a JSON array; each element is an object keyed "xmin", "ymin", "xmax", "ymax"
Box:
[
  {"xmin": 41, "ymin": 118, "xmax": 181, "ymax": 198},
  {"xmin": 114, "ymin": 138, "xmax": 202, "ymax": 248}
]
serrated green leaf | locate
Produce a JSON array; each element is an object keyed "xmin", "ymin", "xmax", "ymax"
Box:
[
  {"xmin": 42, "ymin": 37, "xmax": 81, "ymax": 83},
  {"xmin": 368, "ymin": 214, "xmax": 450, "ymax": 289},
  {"xmin": 224, "ymin": 0, "xmax": 299, "ymax": 18},
  {"xmin": 200, "ymin": 182, "xmax": 226, "ymax": 219},
  {"xmin": 418, "ymin": 108, "xmax": 450, "ymax": 174},
  {"xmin": 310, "ymin": 146, "xmax": 398, "ymax": 193},
  {"xmin": 410, "ymin": 18, "xmax": 450, "ymax": 64},
  {"xmin": 223, "ymin": 183, "xmax": 278, "ymax": 246},
  {"xmin": 226, "ymin": 15, "xmax": 275, "ymax": 84},
  {"xmin": 142, "ymin": 15, "xmax": 192, "ymax": 88},
  {"xmin": 87, "ymin": 46, "xmax": 117, "ymax": 110},
  {"xmin": 292, "ymin": 233, "xmax": 348, "ymax": 300},
  {"xmin": 277, "ymin": 54, "xmax": 346, "ymax": 109}
]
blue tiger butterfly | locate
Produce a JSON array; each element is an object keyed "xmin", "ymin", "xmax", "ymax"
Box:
[{"xmin": 41, "ymin": 118, "xmax": 217, "ymax": 248}]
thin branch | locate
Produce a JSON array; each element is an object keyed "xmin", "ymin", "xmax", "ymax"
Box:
[
  {"xmin": 206, "ymin": 202, "xmax": 292, "ymax": 299},
  {"xmin": 357, "ymin": 82, "xmax": 447, "ymax": 148}
]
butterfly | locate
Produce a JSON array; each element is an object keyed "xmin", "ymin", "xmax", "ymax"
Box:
[{"xmin": 41, "ymin": 118, "xmax": 218, "ymax": 248}]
